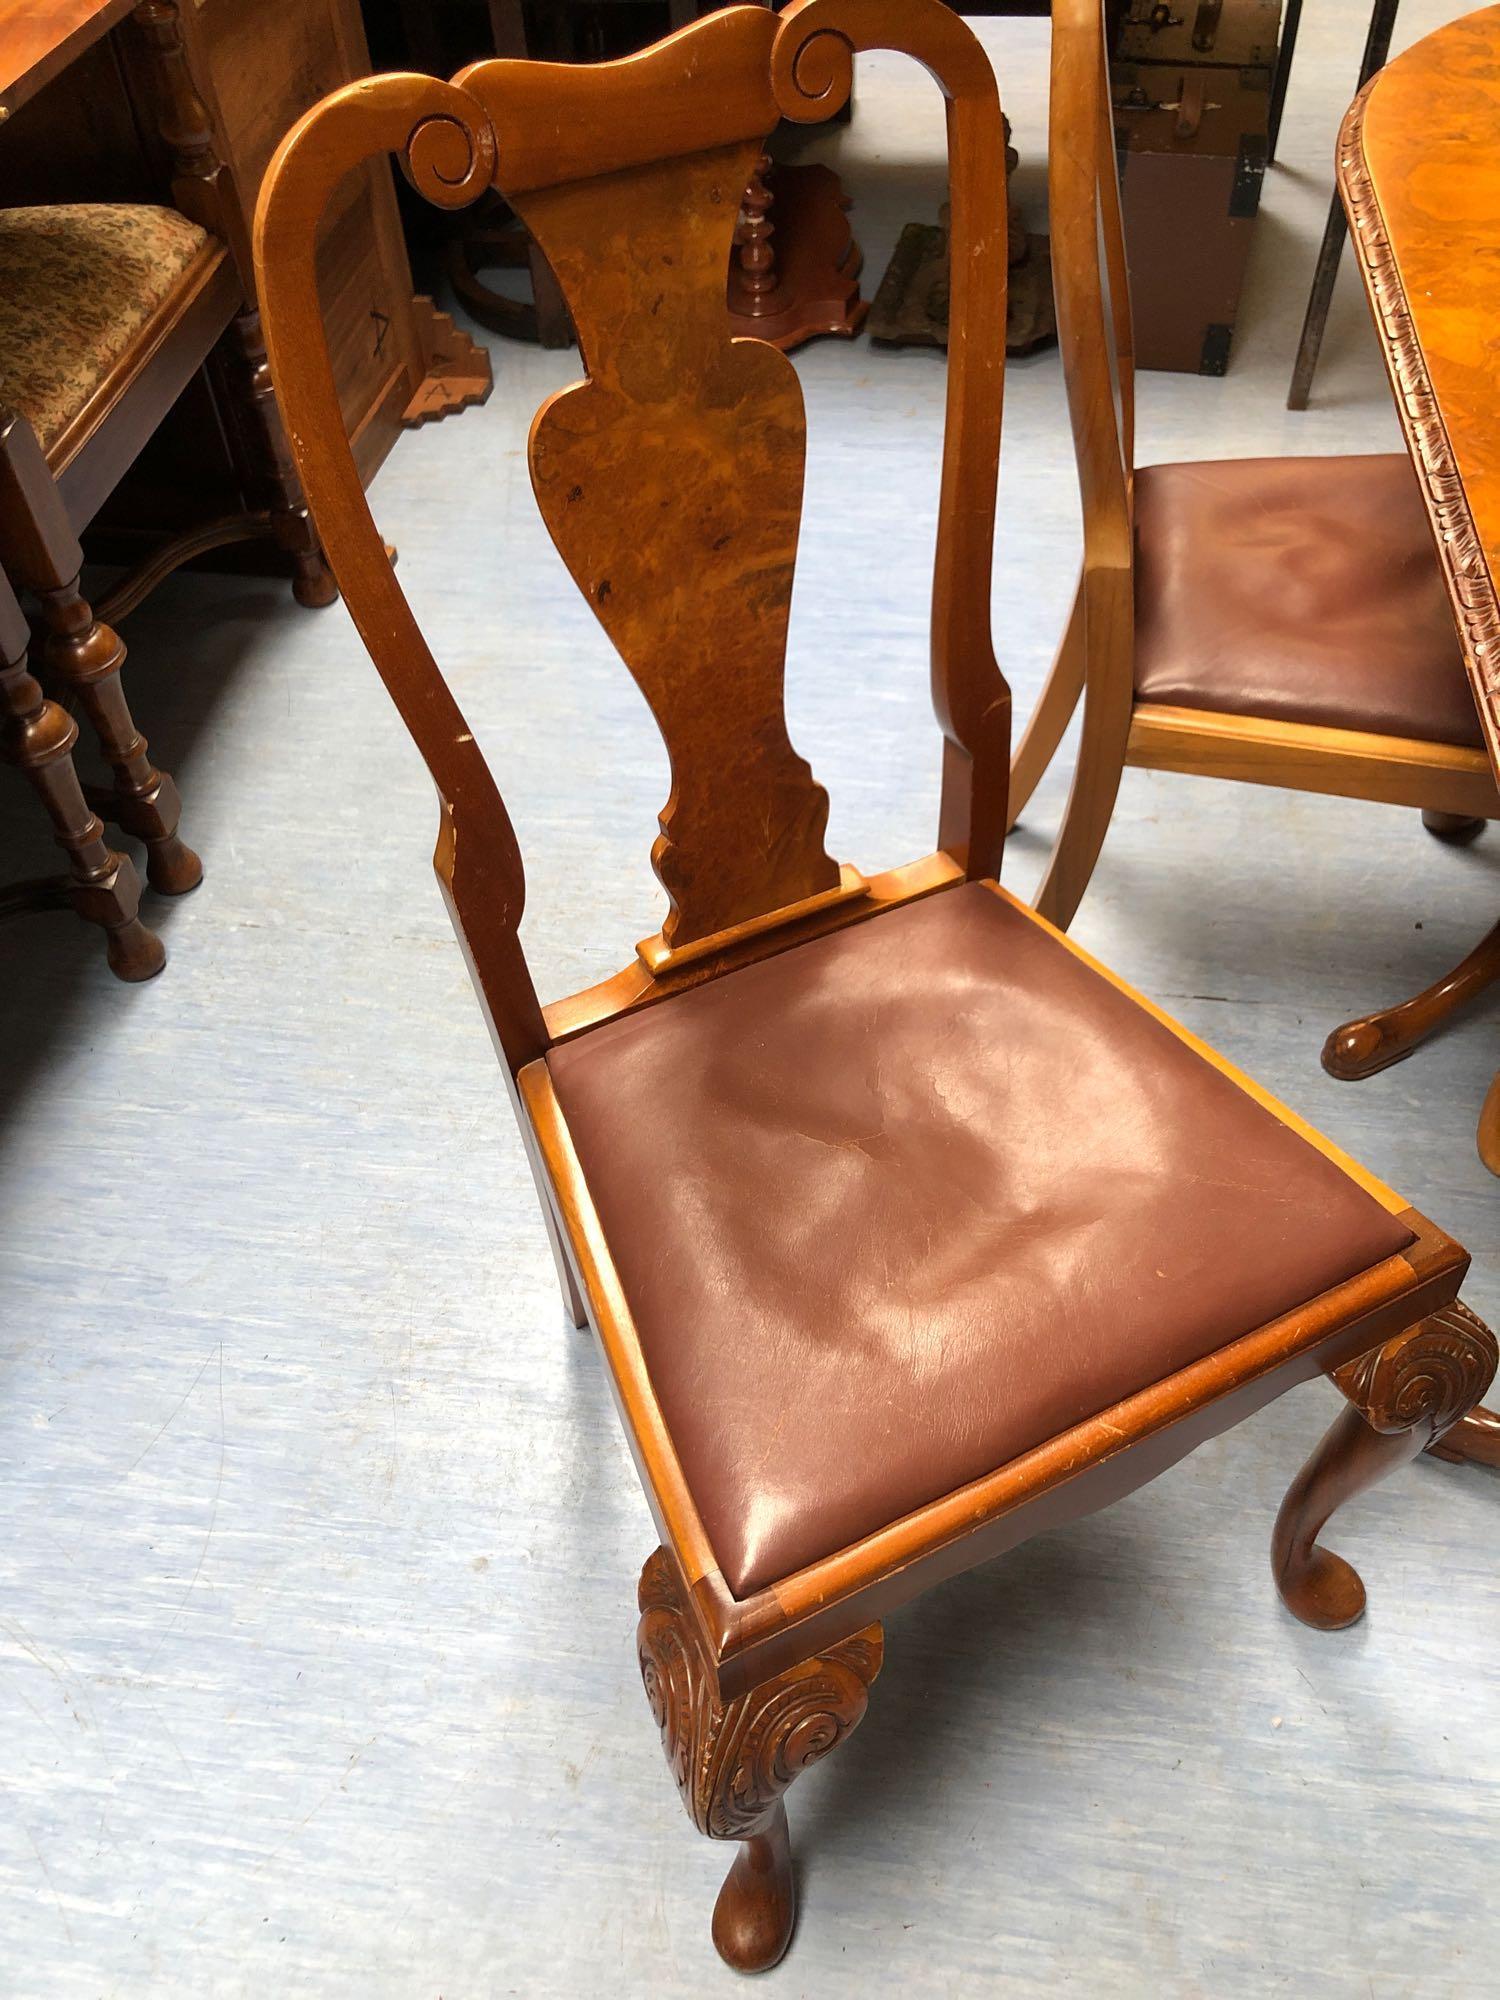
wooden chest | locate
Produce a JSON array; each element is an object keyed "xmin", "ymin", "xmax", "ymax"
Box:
[{"xmin": 1112, "ymin": 59, "xmax": 1272, "ymax": 373}]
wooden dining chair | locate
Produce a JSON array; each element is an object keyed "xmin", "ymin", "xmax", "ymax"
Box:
[
  {"xmin": 253, "ymin": 0, "xmax": 1496, "ymax": 1971},
  {"xmin": 1010, "ymin": 0, "xmax": 1500, "ymax": 1148},
  {"xmin": 0, "ymin": 0, "xmax": 333, "ymax": 976}
]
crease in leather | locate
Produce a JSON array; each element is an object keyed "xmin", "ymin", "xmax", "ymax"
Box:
[
  {"xmin": 1133, "ymin": 452, "xmax": 1481, "ymax": 750},
  {"xmin": 547, "ymin": 884, "xmax": 1414, "ymax": 1597}
]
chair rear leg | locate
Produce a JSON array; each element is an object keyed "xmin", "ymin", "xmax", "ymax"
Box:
[
  {"xmin": 1008, "ymin": 577, "xmax": 1084, "ymax": 835},
  {"xmin": 37, "ymin": 577, "xmax": 203, "ymax": 897},
  {"xmin": 1031, "ymin": 572, "xmax": 1133, "ymax": 932},
  {"xmin": 1272, "ymin": 1303, "xmax": 1497, "ymax": 1629},
  {"xmin": 0, "ymin": 612, "xmax": 163, "ymax": 980},
  {"xmin": 636, "ymin": 1549, "xmax": 882, "ymax": 1973}
]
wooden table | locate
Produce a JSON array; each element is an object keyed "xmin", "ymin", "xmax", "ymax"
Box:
[{"xmin": 1340, "ymin": 3, "xmax": 1500, "ymax": 1469}]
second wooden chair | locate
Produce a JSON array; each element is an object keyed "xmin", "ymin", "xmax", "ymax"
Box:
[{"xmin": 1011, "ymin": 0, "xmax": 1500, "ymax": 1162}]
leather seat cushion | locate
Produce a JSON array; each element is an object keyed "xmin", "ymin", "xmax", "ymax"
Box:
[
  {"xmin": 547, "ymin": 884, "xmax": 1414, "ymax": 1597},
  {"xmin": 1133, "ymin": 453, "xmax": 1481, "ymax": 749},
  {"xmin": 0, "ymin": 204, "xmax": 211, "ymax": 451}
]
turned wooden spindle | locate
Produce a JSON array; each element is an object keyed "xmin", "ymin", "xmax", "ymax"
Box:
[
  {"xmin": 0, "ymin": 594, "xmax": 163, "ymax": 979},
  {"xmin": 731, "ymin": 155, "xmax": 779, "ymax": 317}
]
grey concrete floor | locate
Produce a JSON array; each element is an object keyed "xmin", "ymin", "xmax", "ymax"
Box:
[{"xmin": 3, "ymin": 7, "xmax": 1499, "ymax": 1996}]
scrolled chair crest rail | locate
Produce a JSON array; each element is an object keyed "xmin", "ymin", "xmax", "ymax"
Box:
[{"xmin": 772, "ymin": 0, "xmax": 1012, "ymax": 877}]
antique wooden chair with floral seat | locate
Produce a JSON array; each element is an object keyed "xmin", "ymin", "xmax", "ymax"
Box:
[
  {"xmin": 0, "ymin": 0, "xmax": 333, "ymax": 976},
  {"xmin": 253, "ymin": 0, "xmax": 1498, "ymax": 1972},
  {"xmin": 1007, "ymin": 0, "xmax": 1500, "ymax": 1164}
]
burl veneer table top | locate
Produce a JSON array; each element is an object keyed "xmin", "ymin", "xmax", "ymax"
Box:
[
  {"xmin": 0, "ymin": 0, "xmax": 139, "ymax": 118},
  {"xmin": 1340, "ymin": 2, "xmax": 1500, "ymax": 779}
]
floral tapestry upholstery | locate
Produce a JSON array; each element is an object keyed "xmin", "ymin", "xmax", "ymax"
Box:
[{"xmin": 0, "ymin": 204, "xmax": 212, "ymax": 453}]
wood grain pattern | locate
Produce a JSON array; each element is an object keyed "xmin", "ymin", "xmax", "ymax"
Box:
[
  {"xmin": 516, "ymin": 140, "xmax": 842, "ymax": 948},
  {"xmin": 1025, "ymin": 0, "xmax": 1500, "ymax": 934},
  {"xmin": 251, "ymin": 3, "xmax": 1494, "ymax": 1970},
  {"xmin": 637, "ymin": 1547, "xmax": 881, "ymax": 1972},
  {"xmin": 1339, "ymin": 9, "xmax": 1500, "ymax": 776},
  {"xmin": 1273, "ymin": 1301, "xmax": 1497, "ymax": 1628}
]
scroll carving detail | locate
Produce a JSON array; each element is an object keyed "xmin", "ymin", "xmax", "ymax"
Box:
[
  {"xmin": 1331, "ymin": 1299, "xmax": 1498, "ymax": 1438},
  {"xmin": 636, "ymin": 1548, "xmax": 882, "ymax": 1841},
  {"xmin": 1340, "ymin": 88, "xmax": 1500, "ymax": 752}
]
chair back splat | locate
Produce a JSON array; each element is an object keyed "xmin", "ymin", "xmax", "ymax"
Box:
[{"xmin": 253, "ymin": 0, "xmax": 1008, "ymax": 1071}]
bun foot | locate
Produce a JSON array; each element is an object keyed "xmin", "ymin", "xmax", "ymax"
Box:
[
  {"xmin": 292, "ymin": 550, "xmax": 339, "ymax": 609},
  {"xmin": 145, "ymin": 831, "xmax": 204, "ymax": 896},
  {"xmin": 712, "ymin": 1804, "xmax": 795, "ymax": 1973},
  {"xmin": 106, "ymin": 913, "xmax": 167, "ymax": 982},
  {"xmin": 1321, "ymin": 1017, "xmax": 1387, "ymax": 1080},
  {"xmin": 1276, "ymin": 1543, "xmax": 1366, "ymax": 1631},
  {"xmin": 1421, "ymin": 809, "xmax": 1485, "ymax": 845}
]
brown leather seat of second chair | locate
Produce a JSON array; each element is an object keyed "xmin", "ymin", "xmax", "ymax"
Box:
[
  {"xmin": 548, "ymin": 882, "xmax": 1415, "ymax": 1598},
  {"xmin": 1133, "ymin": 452, "xmax": 1481, "ymax": 749}
]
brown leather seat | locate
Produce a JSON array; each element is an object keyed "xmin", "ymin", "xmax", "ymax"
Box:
[
  {"xmin": 1133, "ymin": 452, "xmax": 1481, "ymax": 749},
  {"xmin": 548, "ymin": 884, "xmax": 1414, "ymax": 1598}
]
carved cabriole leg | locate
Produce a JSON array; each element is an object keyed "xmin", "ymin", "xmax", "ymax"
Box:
[
  {"xmin": 36, "ymin": 580, "xmax": 202, "ymax": 897},
  {"xmin": 637, "ymin": 1550, "xmax": 882, "ymax": 1973},
  {"xmin": 0, "ymin": 623, "xmax": 163, "ymax": 979},
  {"xmin": 1272, "ymin": 1303, "xmax": 1498, "ymax": 1629}
]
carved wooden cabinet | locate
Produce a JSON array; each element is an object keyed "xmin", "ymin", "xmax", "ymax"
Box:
[{"xmin": 0, "ymin": 0, "xmax": 486, "ymax": 561}]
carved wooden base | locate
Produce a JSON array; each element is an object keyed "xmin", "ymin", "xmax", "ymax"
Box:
[
  {"xmin": 727, "ymin": 163, "xmax": 867, "ymax": 353},
  {"xmin": 636, "ymin": 1549, "xmax": 881, "ymax": 1972},
  {"xmin": 1322, "ymin": 910, "xmax": 1500, "ymax": 1080},
  {"xmin": 1272, "ymin": 1303, "xmax": 1498, "ymax": 1628},
  {"xmin": 402, "ymin": 298, "xmax": 495, "ymax": 428}
]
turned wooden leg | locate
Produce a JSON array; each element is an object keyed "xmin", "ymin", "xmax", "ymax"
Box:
[
  {"xmin": 223, "ymin": 309, "xmax": 337, "ymax": 610},
  {"xmin": 1322, "ymin": 912, "xmax": 1500, "ymax": 1080},
  {"xmin": 1272, "ymin": 1303, "xmax": 1497, "ymax": 1629},
  {"xmin": 636, "ymin": 1550, "xmax": 882, "ymax": 1973},
  {"xmin": 1421, "ymin": 808, "xmax": 1486, "ymax": 845},
  {"xmin": 36, "ymin": 578, "xmax": 202, "ymax": 897},
  {"xmin": 0, "ymin": 598, "xmax": 163, "ymax": 979}
]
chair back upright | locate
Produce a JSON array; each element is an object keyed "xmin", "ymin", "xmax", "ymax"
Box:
[
  {"xmin": 1050, "ymin": 0, "xmax": 1136, "ymax": 581},
  {"xmin": 253, "ymin": 0, "xmax": 1009, "ymax": 1072}
]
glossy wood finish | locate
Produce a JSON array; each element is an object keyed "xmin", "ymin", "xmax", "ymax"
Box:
[
  {"xmin": 0, "ymin": 0, "xmax": 136, "ymax": 116},
  {"xmin": 253, "ymin": 1, "xmax": 1495, "ymax": 1967},
  {"xmin": 1273, "ymin": 1301, "xmax": 1497, "ymax": 1625},
  {"xmin": 1019, "ymin": 0, "xmax": 1500, "ymax": 1190},
  {"xmin": 1323, "ymin": 912, "xmax": 1500, "ymax": 1080},
  {"xmin": 1024, "ymin": 0, "xmax": 1500, "ymax": 932},
  {"xmin": 1337, "ymin": 7, "xmax": 1500, "ymax": 1191},
  {"xmin": 0, "ymin": 554, "xmax": 163, "ymax": 977},
  {"xmin": 637, "ymin": 1548, "xmax": 882, "ymax": 1972}
]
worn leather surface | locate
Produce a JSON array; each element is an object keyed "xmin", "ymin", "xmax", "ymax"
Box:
[
  {"xmin": 547, "ymin": 884, "xmax": 1414, "ymax": 1597},
  {"xmin": 1134, "ymin": 452, "xmax": 1481, "ymax": 749}
]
